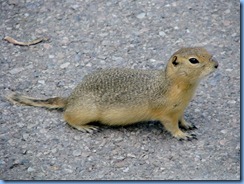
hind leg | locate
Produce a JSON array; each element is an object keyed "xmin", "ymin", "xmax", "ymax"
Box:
[{"xmin": 63, "ymin": 109, "xmax": 99, "ymax": 133}]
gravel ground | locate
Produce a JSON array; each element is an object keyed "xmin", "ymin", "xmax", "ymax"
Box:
[{"xmin": 0, "ymin": 0, "xmax": 240, "ymax": 180}]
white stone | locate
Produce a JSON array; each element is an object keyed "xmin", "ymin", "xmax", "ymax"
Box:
[
  {"xmin": 27, "ymin": 167, "xmax": 35, "ymax": 172},
  {"xmin": 136, "ymin": 13, "xmax": 146, "ymax": 19},
  {"xmin": 228, "ymin": 100, "xmax": 236, "ymax": 104},
  {"xmin": 127, "ymin": 153, "xmax": 136, "ymax": 158},
  {"xmin": 86, "ymin": 63, "xmax": 92, "ymax": 67},
  {"xmin": 60, "ymin": 62, "xmax": 70, "ymax": 69},
  {"xmin": 159, "ymin": 31, "xmax": 166, "ymax": 37},
  {"xmin": 123, "ymin": 167, "xmax": 129, "ymax": 173},
  {"xmin": 194, "ymin": 108, "xmax": 201, "ymax": 112},
  {"xmin": 51, "ymin": 148, "xmax": 57, "ymax": 153},
  {"xmin": 225, "ymin": 68, "xmax": 233, "ymax": 72},
  {"xmin": 220, "ymin": 129, "xmax": 227, "ymax": 134},
  {"xmin": 38, "ymin": 80, "xmax": 45, "ymax": 84}
]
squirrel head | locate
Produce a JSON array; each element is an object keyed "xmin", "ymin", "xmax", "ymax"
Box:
[{"xmin": 165, "ymin": 47, "xmax": 218, "ymax": 83}]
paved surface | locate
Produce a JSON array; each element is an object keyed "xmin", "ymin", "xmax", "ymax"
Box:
[{"xmin": 0, "ymin": 0, "xmax": 240, "ymax": 180}]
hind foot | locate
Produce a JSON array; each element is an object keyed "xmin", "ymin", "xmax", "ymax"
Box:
[{"xmin": 71, "ymin": 125, "xmax": 98, "ymax": 133}]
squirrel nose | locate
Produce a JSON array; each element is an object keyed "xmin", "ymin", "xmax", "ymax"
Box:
[
  {"xmin": 211, "ymin": 57, "xmax": 218, "ymax": 69},
  {"xmin": 214, "ymin": 61, "xmax": 218, "ymax": 69}
]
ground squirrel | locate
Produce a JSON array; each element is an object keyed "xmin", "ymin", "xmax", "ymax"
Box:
[{"xmin": 6, "ymin": 47, "xmax": 218, "ymax": 140}]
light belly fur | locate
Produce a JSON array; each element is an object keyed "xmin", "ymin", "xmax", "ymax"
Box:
[{"xmin": 100, "ymin": 106, "xmax": 152, "ymax": 126}]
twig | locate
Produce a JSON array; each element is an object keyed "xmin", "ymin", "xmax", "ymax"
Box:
[{"xmin": 3, "ymin": 36, "xmax": 49, "ymax": 46}]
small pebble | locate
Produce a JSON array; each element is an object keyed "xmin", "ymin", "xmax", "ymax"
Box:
[
  {"xmin": 160, "ymin": 167, "xmax": 166, "ymax": 171},
  {"xmin": 74, "ymin": 135, "xmax": 81, "ymax": 140},
  {"xmin": 70, "ymin": 4, "xmax": 79, "ymax": 10},
  {"xmin": 49, "ymin": 55, "xmax": 55, "ymax": 59},
  {"xmin": 219, "ymin": 139, "xmax": 227, "ymax": 145},
  {"xmin": 38, "ymin": 80, "xmax": 45, "ymax": 84},
  {"xmin": 123, "ymin": 167, "xmax": 129, "ymax": 173},
  {"xmin": 220, "ymin": 129, "xmax": 227, "ymax": 134},
  {"xmin": 194, "ymin": 108, "xmax": 201, "ymax": 113},
  {"xmin": 159, "ymin": 31, "xmax": 166, "ymax": 37},
  {"xmin": 127, "ymin": 153, "xmax": 136, "ymax": 158},
  {"xmin": 136, "ymin": 13, "xmax": 146, "ymax": 19},
  {"xmin": 225, "ymin": 69, "xmax": 233, "ymax": 72},
  {"xmin": 22, "ymin": 133, "xmax": 29, "ymax": 140},
  {"xmin": 113, "ymin": 155, "xmax": 125, "ymax": 160},
  {"xmin": 72, "ymin": 150, "xmax": 81, "ymax": 157},
  {"xmin": 86, "ymin": 63, "xmax": 92, "ymax": 67},
  {"xmin": 61, "ymin": 37, "xmax": 70, "ymax": 45},
  {"xmin": 60, "ymin": 62, "xmax": 70, "ymax": 69},
  {"xmin": 81, "ymin": 152, "xmax": 90, "ymax": 157},
  {"xmin": 114, "ymin": 137, "xmax": 123, "ymax": 142},
  {"xmin": 228, "ymin": 100, "xmax": 236, "ymax": 104},
  {"xmin": 27, "ymin": 167, "xmax": 35, "ymax": 172},
  {"xmin": 225, "ymin": 9, "xmax": 230, "ymax": 14},
  {"xmin": 51, "ymin": 148, "xmax": 57, "ymax": 153}
]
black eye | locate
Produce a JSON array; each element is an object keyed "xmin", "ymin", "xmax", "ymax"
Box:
[{"xmin": 189, "ymin": 58, "xmax": 199, "ymax": 64}]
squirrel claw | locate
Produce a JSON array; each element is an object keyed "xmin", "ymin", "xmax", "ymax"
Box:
[
  {"xmin": 186, "ymin": 134, "xmax": 198, "ymax": 141},
  {"xmin": 188, "ymin": 124, "xmax": 198, "ymax": 130},
  {"xmin": 175, "ymin": 132, "xmax": 198, "ymax": 141}
]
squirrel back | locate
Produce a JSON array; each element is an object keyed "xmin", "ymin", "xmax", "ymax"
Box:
[{"xmin": 68, "ymin": 68, "xmax": 169, "ymax": 108}]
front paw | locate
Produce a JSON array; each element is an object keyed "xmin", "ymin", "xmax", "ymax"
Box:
[
  {"xmin": 179, "ymin": 119, "xmax": 197, "ymax": 130},
  {"xmin": 173, "ymin": 130, "xmax": 197, "ymax": 141}
]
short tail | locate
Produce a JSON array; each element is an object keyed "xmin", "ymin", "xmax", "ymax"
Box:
[{"xmin": 6, "ymin": 92, "xmax": 67, "ymax": 109}]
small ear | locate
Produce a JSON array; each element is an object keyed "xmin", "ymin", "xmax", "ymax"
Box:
[{"xmin": 172, "ymin": 56, "xmax": 179, "ymax": 66}]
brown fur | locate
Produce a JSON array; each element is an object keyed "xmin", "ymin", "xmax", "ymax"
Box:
[
  {"xmin": 6, "ymin": 93, "xmax": 67, "ymax": 109},
  {"xmin": 6, "ymin": 47, "xmax": 218, "ymax": 140}
]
